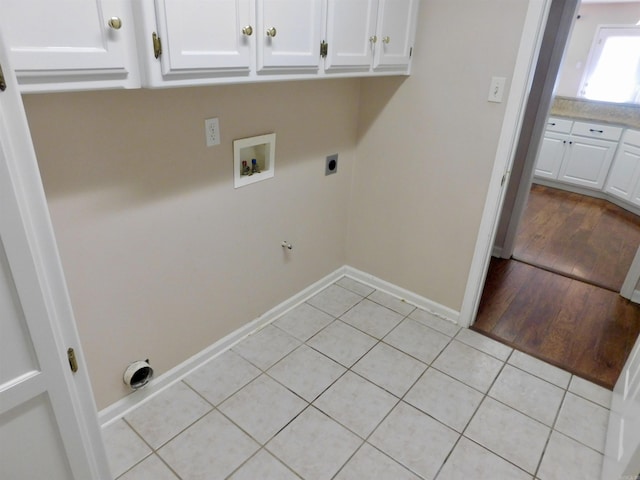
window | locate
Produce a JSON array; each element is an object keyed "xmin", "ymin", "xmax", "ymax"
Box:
[{"xmin": 579, "ymin": 26, "xmax": 640, "ymax": 104}]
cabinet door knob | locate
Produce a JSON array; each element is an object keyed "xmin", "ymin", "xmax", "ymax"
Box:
[
  {"xmin": 242, "ymin": 25, "xmax": 253, "ymax": 36},
  {"xmin": 266, "ymin": 27, "xmax": 277, "ymax": 38},
  {"xmin": 108, "ymin": 17, "xmax": 122, "ymax": 30},
  {"xmin": 369, "ymin": 35, "xmax": 378, "ymax": 43},
  {"xmin": 382, "ymin": 36, "xmax": 390, "ymax": 44}
]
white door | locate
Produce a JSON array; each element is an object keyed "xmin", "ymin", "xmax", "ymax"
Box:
[
  {"xmin": 0, "ymin": 0, "xmax": 139, "ymax": 91},
  {"xmin": 155, "ymin": 0, "xmax": 253, "ymax": 76},
  {"xmin": 324, "ymin": 0, "xmax": 377, "ymax": 72},
  {"xmin": 605, "ymin": 143, "xmax": 640, "ymax": 203},
  {"xmin": 257, "ymin": 0, "xmax": 322, "ymax": 73},
  {"xmin": 0, "ymin": 34, "xmax": 110, "ymax": 480},
  {"xmin": 373, "ymin": 0, "xmax": 417, "ymax": 70},
  {"xmin": 603, "ymin": 334, "xmax": 640, "ymax": 479},
  {"xmin": 534, "ymin": 132, "xmax": 569, "ymax": 180},
  {"xmin": 557, "ymin": 137, "xmax": 617, "ymax": 190}
]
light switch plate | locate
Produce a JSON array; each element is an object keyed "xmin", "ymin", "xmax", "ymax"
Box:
[
  {"xmin": 205, "ymin": 117, "xmax": 220, "ymax": 146},
  {"xmin": 488, "ymin": 77, "xmax": 507, "ymax": 103}
]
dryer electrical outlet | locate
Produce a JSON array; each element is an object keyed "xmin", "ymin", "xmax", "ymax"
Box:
[{"xmin": 205, "ymin": 117, "xmax": 221, "ymax": 146}]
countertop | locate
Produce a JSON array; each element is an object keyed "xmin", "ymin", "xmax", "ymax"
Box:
[{"xmin": 549, "ymin": 96, "xmax": 640, "ymax": 129}]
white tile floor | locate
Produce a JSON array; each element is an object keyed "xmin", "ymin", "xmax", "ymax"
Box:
[{"xmin": 103, "ymin": 278, "xmax": 612, "ymax": 480}]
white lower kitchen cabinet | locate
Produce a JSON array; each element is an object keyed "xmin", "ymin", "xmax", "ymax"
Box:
[
  {"xmin": 534, "ymin": 119, "xmax": 623, "ymax": 191},
  {"xmin": 557, "ymin": 134, "xmax": 618, "ymax": 190},
  {"xmin": 0, "ymin": 0, "xmax": 140, "ymax": 92},
  {"xmin": 534, "ymin": 131, "xmax": 569, "ymax": 180},
  {"xmin": 606, "ymin": 130, "xmax": 640, "ymax": 206}
]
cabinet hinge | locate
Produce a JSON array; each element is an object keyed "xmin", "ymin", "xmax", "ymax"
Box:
[
  {"xmin": 320, "ymin": 41, "xmax": 328, "ymax": 58},
  {"xmin": 152, "ymin": 32, "xmax": 162, "ymax": 59},
  {"xmin": 67, "ymin": 347, "xmax": 78, "ymax": 373},
  {"xmin": 0, "ymin": 63, "xmax": 6, "ymax": 92}
]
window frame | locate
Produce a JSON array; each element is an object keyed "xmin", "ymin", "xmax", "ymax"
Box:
[{"xmin": 578, "ymin": 24, "xmax": 640, "ymax": 104}]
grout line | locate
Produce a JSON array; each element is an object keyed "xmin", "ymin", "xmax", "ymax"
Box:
[{"xmin": 113, "ymin": 279, "xmax": 608, "ymax": 479}]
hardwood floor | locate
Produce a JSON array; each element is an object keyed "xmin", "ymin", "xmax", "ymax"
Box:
[
  {"xmin": 474, "ymin": 257, "xmax": 640, "ymax": 389},
  {"xmin": 513, "ymin": 184, "xmax": 640, "ymax": 291},
  {"xmin": 474, "ymin": 186, "xmax": 640, "ymax": 389}
]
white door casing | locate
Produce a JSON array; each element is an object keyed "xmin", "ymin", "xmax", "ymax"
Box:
[
  {"xmin": 603, "ymin": 333, "xmax": 640, "ymax": 479},
  {"xmin": 458, "ymin": 0, "xmax": 554, "ymax": 327},
  {"xmin": 0, "ymin": 32, "xmax": 111, "ymax": 480}
]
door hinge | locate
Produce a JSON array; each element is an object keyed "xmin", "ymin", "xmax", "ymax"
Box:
[
  {"xmin": 0, "ymin": 63, "xmax": 6, "ymax": 92},
  {"xmin": 320, "ymin": 41, "xmax": 328, "ymax": 58},
  {"xmin": 152, "ymin": 32, "xmax": 162, "ymax": 59},
  {"xmin": 501, "ymin": 174, "xmax": 506, "ymax": 186},
  {"xmin": 67, "ymin": 347, "xmax": 78, "ymax": 373},
  {"xmin": 409, "ymin": 47, "xmax": 413, "ymax": 58}
]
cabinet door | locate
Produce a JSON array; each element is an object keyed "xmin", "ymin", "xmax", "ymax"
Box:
[
  {"xmin": 1, "ymin": 0, "xmax": 139, "ymax": 91},
  {"xmin": 324, "ymin": 0, "xmax": 378, "ymax": 72},
  {"xmin": 558, "ymin": 137, "xmax": 618, "ymax": 190},
  {"xmin": 534, "ymin": 132, "xmax": 568, "ymax": 180},
  {"xmin": 257, "ymin": 0, "xmax": 322, "ymax": 73},
  {"xmin": 155, "ymin": 0, "xmax": 253, "ymax": 76},
  {"xmin": 373, "ymin": 0, "xmax": 418, "ymax": 70},
  {"xmin": 605, "ymin": 143, "xmax": 640, "ymax": 203}
]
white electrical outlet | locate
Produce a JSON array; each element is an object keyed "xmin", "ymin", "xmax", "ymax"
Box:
[{"xmin": 205, "ymin": 117, "xmax": 220, "ymax": 146}]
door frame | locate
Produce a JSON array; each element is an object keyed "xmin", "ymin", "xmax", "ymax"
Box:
[
  {"xmin": 458, "ymin": 0, "xmax": 580, "ymax": 328},
  {"xmin": 0, "ymin": 31, "xmax": 111, "ymax": 479}
]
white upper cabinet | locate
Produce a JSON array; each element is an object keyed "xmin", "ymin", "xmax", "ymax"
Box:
[
  {"xmin": 153, "ymin": 0, "xmax": 253, "ymax": 77},
  {"xmin": 1, "ymin": 0, "xmax": 420, "ymax": 91},
  {"xmin": 1, "ymin": 0, "xmax": 140, "ymax": 92},
  {"xmin": 324, "ymin": 0, "xmax": 378, "ymax": 72},
  {"xmin": 324, "ymin": 0, "xmax": 418, "ymax": 74},
  {"xmin": 373, "ymin": 0, "xmax": 418, "ymax": 70},
  {"xmin": 256, "ymin": 0, "xmax": 323, "ymax": 73}
]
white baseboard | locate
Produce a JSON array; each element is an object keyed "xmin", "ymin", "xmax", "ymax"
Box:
[
  {"xmin": 343, "ymin": 266, "xmax": 460, "ymax": 324},
  {"xmin": 99, "ymin": 265, "xmax": 460, "ymax": 426},
  {"xmin": 492, "ymin": 245, "xmax": 503, "ymax": 258},
  {"xmin": 99, "ymin": 266, "xmax": 346, "ymax": 426},
  {"xmin": 631, "ymin": 289, "xmax": 640, "ymax": 305}
]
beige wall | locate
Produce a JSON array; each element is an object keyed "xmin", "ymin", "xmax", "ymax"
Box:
[
  {"xmin": 556, "ymin": 1, "xmax": 640, "ymax": 97},
  {"xmin": 23, "ymin": 80, "xmax": 359, "ymax": 409},
  {"xmin": 346, "ymin": 0, "xmax": 529, "ymax": 311},
  {"xmin": 23, "ymin": 0, "xmax": 535, "ymax": 409}
]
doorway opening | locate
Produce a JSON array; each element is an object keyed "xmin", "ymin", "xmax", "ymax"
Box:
[{"xmin": 472, "ymin": 0, "xmax": 640, "ymax": 389}]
